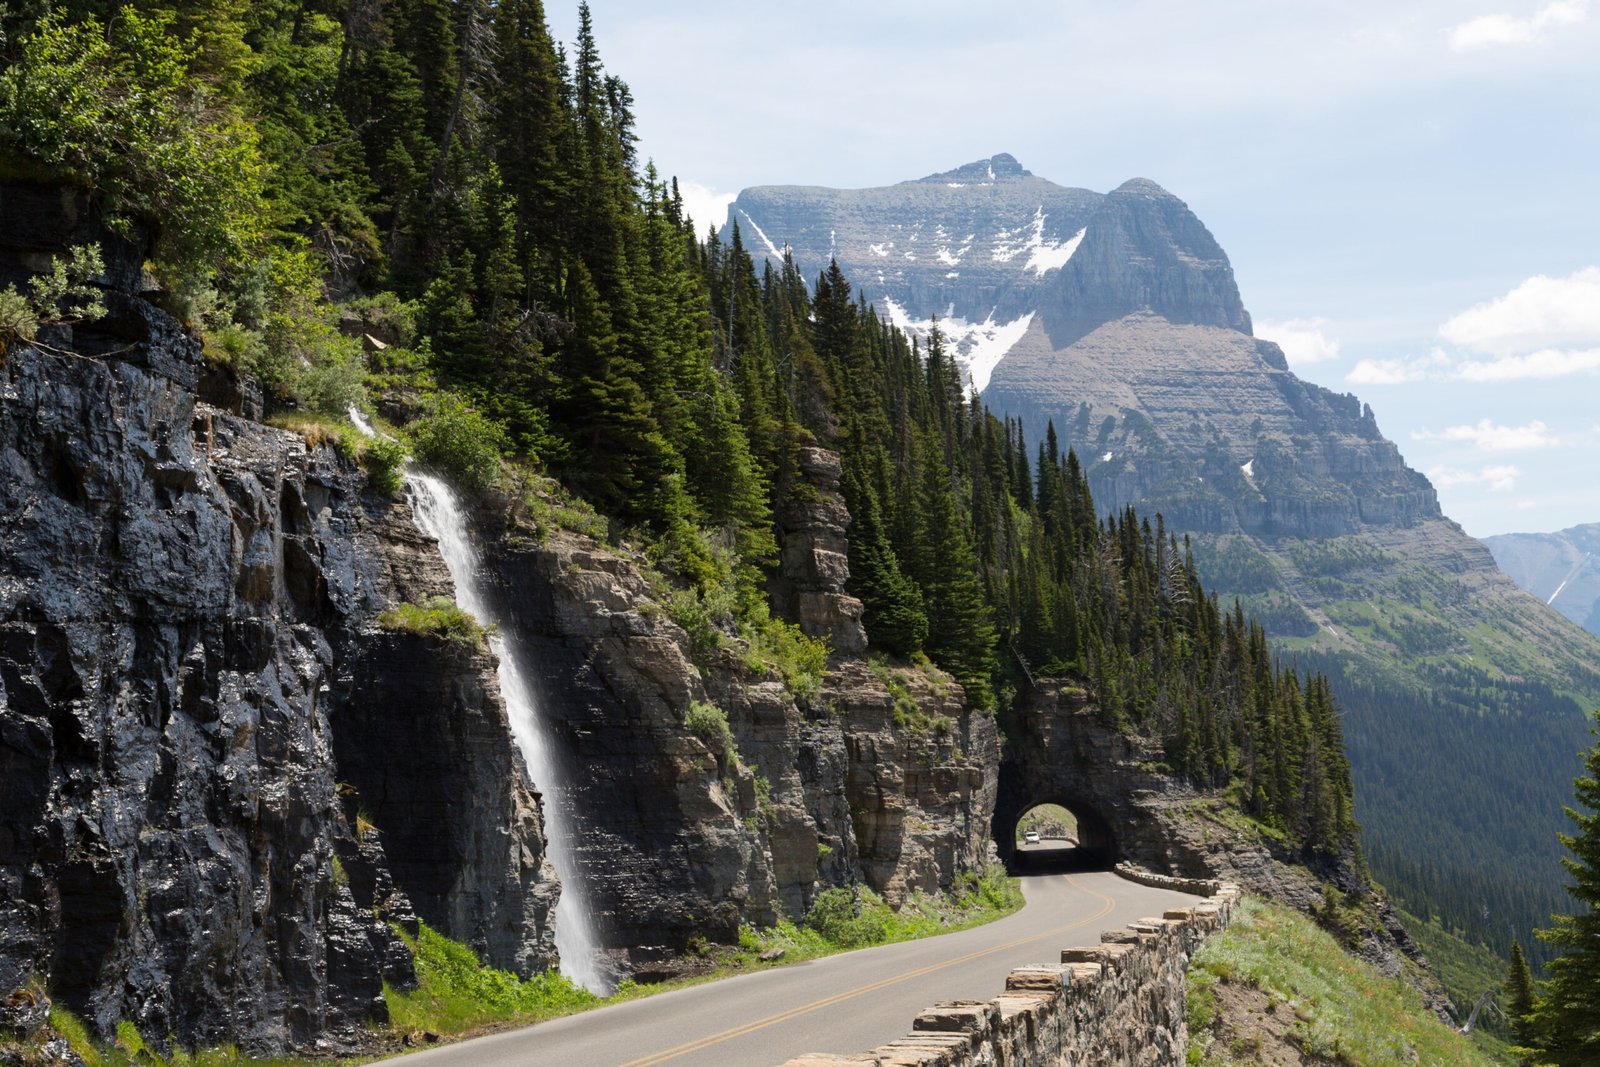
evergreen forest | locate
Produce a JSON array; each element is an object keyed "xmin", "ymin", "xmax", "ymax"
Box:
[{"xmin": 0, "ymin": 0, "xmax": 1363, "ymax": 883}]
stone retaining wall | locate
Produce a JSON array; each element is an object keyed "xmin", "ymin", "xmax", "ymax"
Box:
[
  {"xmin": 1112, "ymin": 863, "xmax": 1228, "ymax": 899},
  {"xmin": 777, "ymin": 876, "xmax": 1241, "ymax": 1067}
]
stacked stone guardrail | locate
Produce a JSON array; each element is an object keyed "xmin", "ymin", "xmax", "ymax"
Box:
[
  {"xmin": 777, "ymin": 873, "xmax": 1242, "ymax": 1067},
  {"xmin": 1112, "ymin": 862, "xmax": 1230, "ymax": 898}
]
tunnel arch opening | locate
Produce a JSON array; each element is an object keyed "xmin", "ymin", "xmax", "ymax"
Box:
[{"xmin": 997, "ymin": 797, "xmax": 1118, "ymax": 873}]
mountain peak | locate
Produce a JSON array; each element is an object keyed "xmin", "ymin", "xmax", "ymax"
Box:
[
  {"xmin": 920, "ymin": 153, "xmax": 1033, "ymax": 184},
  {"xmin": 1111, "ymin": 177, "xmax": 1176, "ymax": 199}
]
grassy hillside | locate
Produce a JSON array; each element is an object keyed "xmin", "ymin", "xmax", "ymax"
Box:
[
  {"xmin": 1395, "ymin": 906, "xmax": 1518, "ymax": 1062},
  {"xmin": 1187, "ymin": 898, "xmax": 1503, "ymax": 1066}
]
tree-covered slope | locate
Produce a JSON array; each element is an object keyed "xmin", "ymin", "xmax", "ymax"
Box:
[
  {"xmin": 0, "ymin": 0, "xmax": 1402, "ymax": 1046},
  {"xmin": 728, "ymin": 157, "xmax": 1600, "ymax": 967}
]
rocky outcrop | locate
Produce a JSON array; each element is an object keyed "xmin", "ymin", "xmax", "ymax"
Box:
[
  {"xmin": 0, "ymin": 181, "xmax": 557, "ymax": 1051},
  {"xmin": 771, "ymin": 447, "xmax": 868, "ymax": 654},
  {"xmin": 474, "ymin": 466, "xmax": 1000, "ymax": 981},
  {"xmin": 778, "ymin": 883, "xmax": 1242, "ymax": 1067},
  {"xmin": 997, "ymin": 681, "xmax": 1450, "ymax": 1019}
]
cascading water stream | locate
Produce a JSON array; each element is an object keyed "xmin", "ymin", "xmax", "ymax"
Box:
[{"xmin": 349, "ymin": 410, "xmax": 609, "ymax": 992}]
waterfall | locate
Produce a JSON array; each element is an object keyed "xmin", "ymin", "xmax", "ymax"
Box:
[{"xmin": 350, "ymin": 410, "xmax": 609, "ymax": 992}]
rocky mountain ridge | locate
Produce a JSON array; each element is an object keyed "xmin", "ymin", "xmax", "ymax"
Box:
[
  {"xmin": 726, "ymin": 155, "xmax": 1600, "ymax": 964},
  {"xmin": 1485, "ymin": 522, "xmax": 1600, "ymax": 636}
]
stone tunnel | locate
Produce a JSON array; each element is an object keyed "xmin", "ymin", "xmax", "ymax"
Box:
[{"xmin": 994, "ymin": 679, "xmax": 1215, "ymax": 878}]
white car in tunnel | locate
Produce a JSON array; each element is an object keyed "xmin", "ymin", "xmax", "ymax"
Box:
[{"xmin": 1023, "ymin": 830, "xmax": 1040, "ymax": 845}]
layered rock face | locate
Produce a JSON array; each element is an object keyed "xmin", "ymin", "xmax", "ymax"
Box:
[
  {"xmin": 0, "ymin": 183, "xmax": 556, "ymax": 1050},
  {"xmin": 990, "ymin": 313, "xmax": 1440, "ymax": 541},
  {"xmin": 474, "ymin": 450, "xmax": 997, "ymax": 979},
  {"xmin": 769, "ymin": 447, "xmax": 868, "ymax": 654}
]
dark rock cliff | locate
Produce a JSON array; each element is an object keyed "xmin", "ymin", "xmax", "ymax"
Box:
[{"xmin": 0, "ymin": 182, "xmax": 556, "ymax": 1052}]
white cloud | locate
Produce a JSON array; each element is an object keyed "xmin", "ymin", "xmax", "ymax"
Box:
[
  {"xmin": 1346, "ymin": 347, "xmax": 1453, "ymax": 384},
  {"xmin": 1258, "ymin": 317, "xmax": 1342, "ymax": 365},
  {"xmin": 1456, "ymin": 346, "xmax": 1600, "ymax": 381},
  {"xmin": 1411, "ymin": 418, "xmax": 1560, "ymax": 450},
  {"xmin": 675, "ymin": 180, "xmax": 736, "ymax": 233},
  {"xmin": 1447, "ymin": 0, "xmax": 1588, "ymax": 51},
  {"xmin": 1439, "ymin": 266, "xmax": 1600, "ymax": 355},
  {"xmin": 1428, "ymin": 464, "xmax": 1521, "ymax": 491}
]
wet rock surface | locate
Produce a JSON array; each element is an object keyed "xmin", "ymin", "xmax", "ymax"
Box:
[
  {"xmin": 334, "ymin": 633, "xmax": 559, "ymax": 978},
  {"xmin": 0, "ymin": 199, "xmax": 557, "ymax": 1051}
]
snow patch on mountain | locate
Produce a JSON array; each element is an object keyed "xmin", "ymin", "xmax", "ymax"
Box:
[
  {"xmin": 880, "ymin": 297, "xmax": 1035, "ymax": 393},
  {"xmin": 738, "ymin": 210, "xmax": 783, "ymax": 258},
  {"xmin": 1026, "ymin": 225, "xmax": 1087, "ymax": 277},
  {"xmin": 988, "ymin": 211, "xmax": 1086, "ymax": 275}
]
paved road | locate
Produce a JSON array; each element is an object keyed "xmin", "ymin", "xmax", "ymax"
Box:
[{"xmin": 387, "ymin": 866, "xmax": 1202, "ymax": 1067}]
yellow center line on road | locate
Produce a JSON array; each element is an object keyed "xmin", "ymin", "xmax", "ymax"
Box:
[{"xmin": 618, "ymin": 874, "xmax": 1117, "ymax": 1067}]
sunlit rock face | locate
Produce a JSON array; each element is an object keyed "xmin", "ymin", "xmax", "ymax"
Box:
[{"xmin": 726, "ymin": 156, "xmax": 1434, "ymax": 543}]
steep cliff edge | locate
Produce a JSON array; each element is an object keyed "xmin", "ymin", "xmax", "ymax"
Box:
[
  {"xmin": 0, "ymin": 183, "xmax": 557, "ymax": 1052},
  {"xmin": 471, "ymin": 450, "xmax": 999, "ymax": 983}
]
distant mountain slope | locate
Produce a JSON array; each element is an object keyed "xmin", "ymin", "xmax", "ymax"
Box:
[
  {"xmin": 1485, "ymin": 523, "xmax": 1600, "ymax": 636},
  {"xmin": 725, "ymin": 155, "xmax": 1600, "ymax": 960}
]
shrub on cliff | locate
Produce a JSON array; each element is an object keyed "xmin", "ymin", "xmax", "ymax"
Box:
[
  {"xmin": 409, "ymin": 394, "xmax": 509, "ymax": 494},
  {"xmin": 0, "ymin": 243, "xmax": 105, "ymax": 352},
  {"xmin": 0, "ymin": 7, "xmax": 266, "ymax": 290},
  {"xmin": 378, "ymin": 596, "xmax": 487, "ymax": 647},
  {"xmin": 683, "ymin": 701, "xmax": 736, "ymax": 767}
]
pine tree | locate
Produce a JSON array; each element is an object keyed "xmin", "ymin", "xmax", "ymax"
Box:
[
  {"xmin": 1506, "ymin": 940, "xmax": 1536, "ymax": 1061},
  {"xmin": 842, "ymin": 461, "xmax": 927, "ymax": 656},
  {"xmin": 1531, "ymin": 728, "xmax": 1600, "ymax": 1064},
  {"xmin": 917, "ymin": 435, "xmax": 997, "ymax": 705}
]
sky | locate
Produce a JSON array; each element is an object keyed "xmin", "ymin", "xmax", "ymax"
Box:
[{"xmin": 550, "ymin": 2, "xmax": 1600, "ymax": 538}]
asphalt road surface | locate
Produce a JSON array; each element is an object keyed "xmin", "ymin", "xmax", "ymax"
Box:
[{"xmin": 386, "ymin": 863, "xmax": 1203, "ymax": 1067}]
